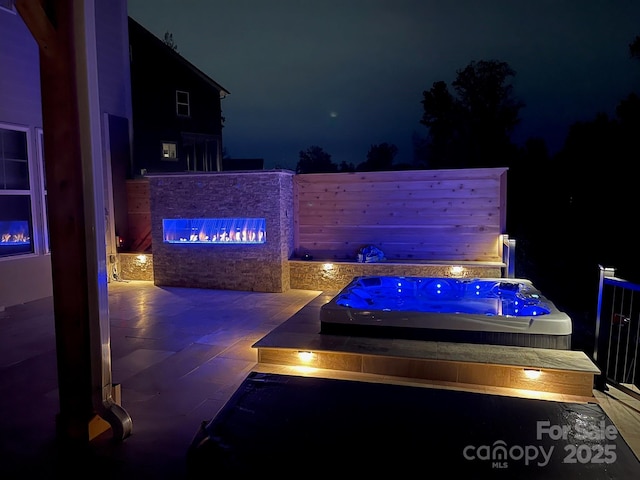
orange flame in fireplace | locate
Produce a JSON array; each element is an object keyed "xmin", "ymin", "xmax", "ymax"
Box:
[
  {"xmin": 163, "ymin": 218, "xmax": 266, "ymax": 244},
  {"xmin": 1, "ymin": 232, "xmax": 30, "ymax": 243}
]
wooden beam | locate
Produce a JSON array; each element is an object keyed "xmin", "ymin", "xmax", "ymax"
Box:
[
  {"xmin": 15, "ymin": 0, "xmax": 59, "ymax": 58},
  {"xmin": 16, "ymin": 0, "xmax": 132, "ymax": 443}
]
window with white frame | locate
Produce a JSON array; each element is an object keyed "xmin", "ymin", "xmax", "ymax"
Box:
[
  {"xmin": 161, "ymin": 142, "xmax": 177, "ymax": 160},
  {"xmin": 0, "ymin": 0, "xmax": 15, "ymax": 14},
  {"xmin": 0, "ymin": 124, "xmax": 48, "ymax": 259},
  {"xmin": 0, "ymin": 125, "xmax": 34, "ymax": 257},
  {"xmin": 36, "ymin": 128, "xmax": 49, "ymax": 253},
  {"xmin": 176, "ymin": 90, "xmax": 190, "ymax": 116}
]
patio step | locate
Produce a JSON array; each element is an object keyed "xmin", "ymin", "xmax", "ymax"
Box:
[{"xmin": 253, "ymin": 293, "xmax": 601, "ymax": 398}]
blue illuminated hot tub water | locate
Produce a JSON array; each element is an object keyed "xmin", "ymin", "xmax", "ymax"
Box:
[
  {"xmin": 334, "ymin": 276, "xmax": 551, "ymax": 317},
  {"xmin": 320, "ymin": 276, "xmax": 572, "ymax": 349}
]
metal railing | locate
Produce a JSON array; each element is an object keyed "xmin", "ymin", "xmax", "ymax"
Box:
[
  {"xmin": 593, "ymin": 265, "xmax": 640, "ymax": 399},
  {"xmin": 501, "ymin": 234, "xmax": 516, "ymax": 278}
]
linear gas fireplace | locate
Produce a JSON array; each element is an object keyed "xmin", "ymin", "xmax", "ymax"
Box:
[
  {"xmin": 163, "ymin": 218, "xmax": 266, "ymax": 244},
  {"xmin": 149, "ymin": 171, "xmax": 294, "ymax": 293},
  {"xmin": 0, "ymin": 220, "xmax": 32, "ymax": 257}
]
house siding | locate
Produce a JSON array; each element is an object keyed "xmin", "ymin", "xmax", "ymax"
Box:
[
  {"xmin": 128, "ymin": 17, "xmax": 227, "ymax": 175},
  {"xmin": 0, "ymin": 8, "xmax": 51, "ymax": 310},
  {"xmin": 96, "ymin": 0, "xmax": 133, "ymax": 120},
  {"xmin": 0, "ymin": 9, "xmax": 41, "ymax": 126},
  {"xmin": 1, "ymin": 3, "xmax": 227, "ymax": 308},
  {"xmin": 0, "ymin": 1, "xmax": 132, "ymax": 310}
]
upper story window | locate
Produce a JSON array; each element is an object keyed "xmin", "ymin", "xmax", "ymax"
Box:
[
  {"xmin": 162, "ymin": 142, "xmax": 177, "ymax": 160},
  {"xmin": 176, "ymin": 90, "xmax": 190, "ymax": 117}
]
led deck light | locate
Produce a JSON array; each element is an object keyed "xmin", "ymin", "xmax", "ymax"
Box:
[
  {"xmin": 297, "ymin": 351, "xmax": 314, "ymax": 362},
  {"xmin": 523, "ymin": 369, "xmax": 542, "ymax": 380}
]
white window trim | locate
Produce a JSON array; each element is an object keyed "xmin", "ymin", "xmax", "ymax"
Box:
[
  {"xmin": 35, "ymin": 128, "xmax": 49, "ymax": 254},
  {"xmin": 0, "ymin": 0, "xmax": 16, "ymax": 14},
  {"xmin": 0, "ymin": 122, "xmax": 48, "ymax": 260},
  {"xmin": 176, "ymin": 90, "xmax": 190, "ymax": 117}
]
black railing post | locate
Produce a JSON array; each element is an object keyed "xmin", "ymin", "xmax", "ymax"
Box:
[{"xmin": 593, "ymin": 265, "xmax": 615, "ymax": 391}]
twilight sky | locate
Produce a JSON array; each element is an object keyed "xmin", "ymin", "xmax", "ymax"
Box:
[{"xmin": 127, "ymin": 0, "xmax": 640, "ymax": 170}]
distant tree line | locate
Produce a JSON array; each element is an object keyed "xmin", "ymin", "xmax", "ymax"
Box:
[
  {"xmin": 506, "ymin": 35, "xmax": 639, "ymax": 351},
  {"xmin": 295, "ymin": 142, "xmax": 403, "ymax": 174},
  {"xmin": 296, "ymin": 58, "xmax": 525, "ymax": 174}
]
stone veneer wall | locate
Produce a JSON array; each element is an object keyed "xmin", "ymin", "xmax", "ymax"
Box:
[
  {"xmin": 118, "ymin": 253, "xmax": 154, "ymax": 281},
  {"xmin": 149, "ymin": 171, "xmax": 294, "ymax": 292},
  {"xmin": 289, "ymin": 260, "xmax": 503, "ymax": 291},
  {"xmin": 117, "ymin": 256, "xmax": 503, "ymax": 290}
]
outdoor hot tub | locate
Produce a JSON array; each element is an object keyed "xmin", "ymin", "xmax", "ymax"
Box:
[{"xmin": 320, "ymin": 276, "xmax": 572, "ymax": 349}]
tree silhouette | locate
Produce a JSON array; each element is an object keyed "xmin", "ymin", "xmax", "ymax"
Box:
[
  {"xmin": 502, "ymin": 34, "xmax": 640, "ymax": 353},
  {"xmin": 163, "ymin": 31, "xmax": 178, "ymax": 52},
  {"xmin": 295, "ymin": 146, "xmax": 338, "ymax": 174},
  {"xmin": 420, "ymin": 60, "xmax": 524, "ymax": 169},
  {"xmin": 337, "ymin": 161, "xmax": 356, "ymax": 172},
  {"xmin": 411, "ymin": 131, "xmax": 429, "ymax": 168},
  {"xmin": 357, "ymin": 143, "xmax": 398, "ymax": 171},
  {"xmin": 419, "ymin": 80, "xmax": 461, "ymax": 167}
]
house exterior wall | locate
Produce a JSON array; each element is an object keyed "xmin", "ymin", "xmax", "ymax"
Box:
[
  {"xmin": 0, "ymin": 8, "xmax": 41, "ymax": 126},
  {"xmin": 128, "ymin": 18, "xmax": 227, "ymax": 177},
  {"xmin": 0, "ymin": 6, "xmax": 51, "ymax": 309},
  {"xmin": 96, "ymin": 1, "xmax": 133, "ymax": 120},
  {"xmin": 0, "ymin": 1, "xmax": 132, "ymax": 310},
  {"xmin": 95, "ymin": 0, "xmax": 135, "ymax": 269}
]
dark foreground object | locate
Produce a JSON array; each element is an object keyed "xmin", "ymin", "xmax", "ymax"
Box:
[{"xmin": 187, "ymin": 372, "xmax": 640, "ymax": 478}]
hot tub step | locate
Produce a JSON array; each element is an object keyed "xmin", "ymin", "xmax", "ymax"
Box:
[
  {"xmin": 253, "ymin": 293, "xmax": 600, "ymax": 398},
  {"xmin": 255, "ymin": 345, "xmax": 599, "ymax": 398}
]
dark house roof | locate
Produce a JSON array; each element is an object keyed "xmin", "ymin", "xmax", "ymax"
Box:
[{"xmin": 127, "ymin": 17, "xmax": 230, "ymax": 99}]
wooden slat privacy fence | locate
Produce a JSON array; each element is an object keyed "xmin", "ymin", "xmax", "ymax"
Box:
[
  {"xmin": 125, "ymin": 179, "xmax": 152, "ymax": 252},
  {"xmin": 293, "ymin": 167, "xmax": 508, "ymax": 262}
]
